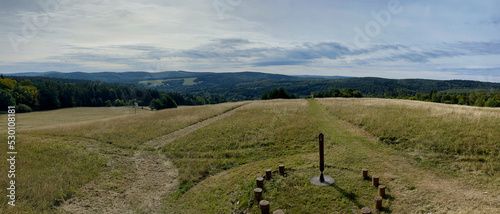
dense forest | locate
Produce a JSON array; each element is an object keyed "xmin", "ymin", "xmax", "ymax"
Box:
[
  {"xmin": 0, "ymin": 76, "xmax": 227, "ymax": 112},
  {"xmin": 397, "ymin": 90, "xmax": 500, "ymax": 107},
  {"xmin": 12, "ymin": 71, "xmax": 500, "ymax": 102},
  {"xmin": 2, "ymin": 71, "xmax": 500, "ymax": 112}
]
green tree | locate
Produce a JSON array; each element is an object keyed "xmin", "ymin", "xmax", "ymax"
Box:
[
  {"xmin": 485, "ymin": 98, "xmax": 498, "ymax": 107},
  {"xmin": 149, "ymin": 95, "xmax": 177, "ymax": 110},
  {"xmin": 474, "ymin": 98, "xmax": 486, "ymax": 107},
  {"xmin": 105, "ymin": 100, "xmax": 112, "ymax": 107},
  {"xmin": 114, "ymin": 99, "xmax": 126, "ymax": 106},
  {"xmin": 261, "ymin": 88, "xmax": 295, "ymax": 100},
  {"xmin": 0, "ymin": 89, "xmax": 15, "ymax": 109}
]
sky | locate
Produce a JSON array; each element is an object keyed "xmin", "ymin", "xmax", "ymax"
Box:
[{"xmin": 1, "ymin": 0, "xmax": 499, "ymax": 82}]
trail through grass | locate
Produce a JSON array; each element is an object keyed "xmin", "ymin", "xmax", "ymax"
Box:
[{"xmin": 166, "ymin": 99, "xmax": 500, "ymax": 213}]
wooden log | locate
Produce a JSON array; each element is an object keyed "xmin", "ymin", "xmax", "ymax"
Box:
[
  {"xmin": 254, "ymin": 188, "xmax": 262, "ymax": 202},
  {"xmin": 256, "ymin": 177, "xmax": 264, "ymax": 188},
  {"xmin": 378, "ymin": 185, "xmax": 386, "ymax": 198},
  {"xmin": 372, "ymin": 176, "xmax": 379, "ymax": 187},
  {"xmin": 361, "ymin": 207, "xmax": 372, "ymax": 214},
  {"xmin": 362, "ymin": 168, "xmax": 368, "ymax": 178},
  {"xmin": 374, "ymin": 196, "xmax": 382, "ymax": 211},
  {"xmin": 273, "ymin": 209, "xmax": 284, "ymax": 214},
  {"xmin": 279, "ymin": 165, "xmax": 285, "ymax": 175},
  {"xmin": 259, "ymin": 200, "xmax": 270, "ymax": 214},
  {"xmin": 266, "ymin": 169, "xmax": 272, "ymax": 180}
]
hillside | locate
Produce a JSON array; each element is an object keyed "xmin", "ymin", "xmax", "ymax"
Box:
[
  {"xmin": 9, "ymin": 71, "xmax": 500, "ymax": 100},
  {"xmin": 1, "ymin": 98, "xmax": 499, "ymax": 213}
]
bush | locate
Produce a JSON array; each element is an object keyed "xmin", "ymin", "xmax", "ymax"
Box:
[
  {"xmin": 16, "ymin": 104, "xmax": 33, "ymax": 113},
  {"xmin": 261, "ymin": 88, "xmax": 295, "ymax": 100},
  {"xmin": 149, "ymin": 95, "xmax": 177, "ymax": 110}
]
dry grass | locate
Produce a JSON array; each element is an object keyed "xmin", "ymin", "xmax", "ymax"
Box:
[
  {"xmin": 0, "ymin": 102, "xmax": 245, "ymax": 213},
  {"xmin": 0, "ymin": 135, "xmax": 105, "ymax": 214},
  {"xmin": 163, "ymin": 99, "xmax": 500, "ymax": 213},
  {"xmin": 316, "ymin": 98, "xmax": 500, "ymax": 182},
  {"xmin": 28, "ymin": 102, "xmax": 246, "ymax": 149},
  {"xmin": 3, "ymin": 98, "xmax": 500, "ymax": 213},
  {"xmin": 0, "ymin": 106, "xmax": 151, "ymax": 131}
]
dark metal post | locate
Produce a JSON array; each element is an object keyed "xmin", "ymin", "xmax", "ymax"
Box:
[
  {"xmin": 310, "ymin": 133, "xmax": 334, "ymax": 186},
  {"xmin": 319, "ymin": 133, "xmax": 325, "ymax": 182}
]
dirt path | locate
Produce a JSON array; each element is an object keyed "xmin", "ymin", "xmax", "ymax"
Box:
[
  {"xmin": 58, "ymin": 105, "xmax": 243, "ymax": 214},
  {"xmin": 309, "ymin": 100, "xmax": 500, "ymax": 213},
  {"xmin": 143, "ymin": 107, "xmax": 239, "ymax": 149}
]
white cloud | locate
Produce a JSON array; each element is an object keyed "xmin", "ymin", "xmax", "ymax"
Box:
[{"xmin": 0, "ymin": 0, "xmax": 499, "ymax": 82}]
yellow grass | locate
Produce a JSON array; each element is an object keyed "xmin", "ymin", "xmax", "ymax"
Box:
[
  {"xmin": 0, "ymin": 106, "xmax": 151, "ymax": 131},
  {"xmin": 0, "ymin": 102, "xmax": 245, "ymax": 213}
]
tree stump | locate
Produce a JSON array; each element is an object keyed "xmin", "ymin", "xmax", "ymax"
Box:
[
  {"xmin": 260, "ymin": 200, "xmax": 270, "ymax": 214},
  {"xmin": 256, "ymin": 177, "xmax": 264, "ymax": 188},
  {"xmin": 378, "ymin": 185, "xmax": 386, "ymax": 198},
  {"xmin": 372, "ymin": 176, "xmax": 379, "ymax": 187},
  {"xmin": 361, "ymin": 207, "xmax": 372, "ymax": 214},
  {"xmin": 254, "ymin": 188, "xmax": 262, "ymax": 202},
  {"xmin": 362, "ymin": 168, "xmax": 368, "ymax": 178},
  {"xmin": 265, "ymin": 169, "xmax": 272, "ymax": 180},
  {"xmin": 279, "ymin": 165, "xmax": 285, "ymax": 175},
  {"xmin": 374, "ymin": 196, "xmax": 382, "ymax": 211},
  {"xmin": 273, "ymin": 209, "xmax": 284, "ymax": 214}
]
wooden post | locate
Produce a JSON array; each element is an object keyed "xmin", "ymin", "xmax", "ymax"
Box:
[
  {"xmin": 279, "ymin": 165, "xmax": 285, "ymax": 175},
  {"xmin": 260, "ymin": 200, "xmax": 270, "ymax": 214},
  {"xmin": 273, "ymin": 210, "xmax": 284, "ymax": 214},
  {"xmin": 378, "ymin": 185, "xmax": 386, "ymax": 198},
  {"xmin": 362, "ymin": 168, "xmax": 368, "ymax": 178},
  {"xmin": 256, "ymin": 177, "xmax": 264, "ymax": 188},
  {"xmin": 254, "ymin": 188, "xmax": 262, "ymax": 202},
  {"xmin": 374, "ymin": 196, "xmax": 382, "ymax": 211},
  {"xmin": 265, "ymin": 169, "xmax": 272, "ymax": 180},
  {"xmin": 361, "ymin": 207, "xmax": 372, "ymax": 214},
  {"xmin": 372, "ymin": 176, "xmax": 379, "ymax": 187},
  {"xmin": 319, "ymin": 133, "xmax": 325, "ymax": 182}
]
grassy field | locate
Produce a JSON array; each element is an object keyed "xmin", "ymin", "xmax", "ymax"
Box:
[
  {"xmin": 317, "ymin": 98, "xmax": 500, "ymax": 181},
  {"xmin": 0, "ymin": 102, "xmax": 245, "ymax": 213},
  {"xmin": 1, "ymin": 98, "xmax": 499, "ymax": 213},
  {"xmin": 0, "ymin": 106, "xmax": 151, "ymax": 131},
  {"xmin": 138, "ymin": 77, "xmax": 198, "ymax": 87}
]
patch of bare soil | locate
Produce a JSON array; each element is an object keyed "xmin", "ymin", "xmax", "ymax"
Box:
[{"xmin": 58, "ymin": 150, "xmax": 178, "ymax": 214}]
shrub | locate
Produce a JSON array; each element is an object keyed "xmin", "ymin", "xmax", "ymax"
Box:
[{"xmin": 16, "ymin": 103, "xmax": 33, "ymax": 113}]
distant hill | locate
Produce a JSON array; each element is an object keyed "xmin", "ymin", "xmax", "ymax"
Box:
[
  {"xmin": 292, "ymin": 75, "xmax": 352, "ymax": 79},
  {"xmin": 6, "ymin": 71, "xmax": 500, "ymax": 101}
]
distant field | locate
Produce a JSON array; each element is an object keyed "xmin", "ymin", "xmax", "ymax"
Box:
[
  {"xmin": 1, "ymin": 99, "xmax": 499, "ymax": 213},
  {"xmin": 138, "ymin": 77, "xmax": 199, "ymax": 87},
  {"xmin": 0, "ymin": 106, "xmax": 151, "ymax": 131}
]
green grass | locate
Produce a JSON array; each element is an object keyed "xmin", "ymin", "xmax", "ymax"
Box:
[
  {"xmin": 162, "ymin": 100, "xmax": 318, "ymax": 195},
  {"xmin": 164, "ymin": 99, "xmax": 396, "ymax": 213}
]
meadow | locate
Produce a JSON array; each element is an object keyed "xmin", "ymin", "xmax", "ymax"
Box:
[{"xmin": 1, "ymin": 98, "xmax": 499, "ymax": 213}]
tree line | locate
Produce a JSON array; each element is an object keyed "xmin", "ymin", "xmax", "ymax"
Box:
[
  {"xmin": 0, "ymin": 76, "xmax": 227, "ymax": 112},
  {"xmin": 261, "ymin": 87, "xmax": 363, "ymax": 100},
  {"xmin": 403, "ymin": 90, "xmax": 500, "ymax": 107}
]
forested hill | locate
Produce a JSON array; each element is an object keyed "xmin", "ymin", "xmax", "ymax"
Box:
[{"xmin": 7, "ymin": 71, "xmax": 500, "ymax": 100}]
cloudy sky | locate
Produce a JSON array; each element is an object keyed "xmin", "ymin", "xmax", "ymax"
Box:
[{"xmin": 1, "ymin": 0, "xmax": 499, "ymax": 81}]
